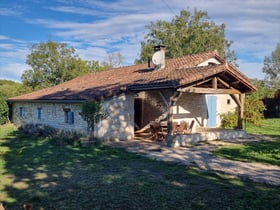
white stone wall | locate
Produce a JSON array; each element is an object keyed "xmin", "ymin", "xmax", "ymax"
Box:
[
  {"xmin": 11, "ymin": 93, "xmax": 135, "ymax": 141},
  {"xmin": 96, "ymin": 93, "xmax": 134, "ymax": 141},
  {"xmin": 173, "ymin": 93, "xmax": 207, "ymax": 131},
  {"xmin": 172, "ymin": 93, "xmax": 237, "ymax": 129},
  {"xmin": 216, "ymin": 94, "xmax": 237, "ymax": 126},
  {"xmin": 12, "ymin": 102, "xmax": 88, "ymax": 133}
]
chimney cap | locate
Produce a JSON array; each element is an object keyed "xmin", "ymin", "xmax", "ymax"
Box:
[{"xmin": 154, "ymin": 44, "xmax": 166, "ymax": 51}]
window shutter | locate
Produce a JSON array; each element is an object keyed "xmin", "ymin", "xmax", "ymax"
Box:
[
  {"xmin": 37, "ymin": 108, "xmax": 42, "ymax": 120},
  {"xmin": 68, "ymin": 111, "xmax": 74, "ymax": 124}
]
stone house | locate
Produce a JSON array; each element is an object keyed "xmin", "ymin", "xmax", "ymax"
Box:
[{"xmin": 8, "ymin": 49, "xmax": 256, "ymax": 145}]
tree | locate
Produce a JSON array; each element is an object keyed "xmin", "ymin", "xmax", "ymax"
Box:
[
  {"xmin": 102, "ymin": 52, "xmax": 124, "ymax": 69},
  {"xmin": 79, "ymin": 101, "xmax": 108, "ymax": 139},
  {"xmin": 263, "ymin": 43, "xmax": 280, "ymax": 88},
  {"xmin": 0, "ymin": 80, "xmax": 32, "ymax": 125},
  {"xmin": 21, "ymin": 40, "xmax": 98, "ymax": 90},
  {"xmin": 135, "ymin": 9, "xmax": 237, "ymax": 66},
  {"xmin": 0, "ymin": 94, "xmax": 8, "ymax": 125}
]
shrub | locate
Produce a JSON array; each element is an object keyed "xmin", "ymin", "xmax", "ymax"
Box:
[
  {"xmin": 244, "ymin": 96, "xmax": 266, "ymax": 126},
  {"xmin": 0, "ymin": 96, "xmax": 8, "ymax": 125},
  {"xmin": 18, "ymin": 124, "xmax": 84, "ymax": 146},
  {"xmin": 220, "ymin": 111, "xmax": 238, "ymax": 129}
]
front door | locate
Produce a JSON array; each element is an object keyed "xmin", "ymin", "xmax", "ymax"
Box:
[{"xmin": 207, "ymin": 95, "xmax": 217, "ymax": 127}]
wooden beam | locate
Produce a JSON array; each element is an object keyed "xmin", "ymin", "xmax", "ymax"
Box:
[
  {"xmin": 181, "ymin": 87, "xmax": 241, "ymax": 94},
  {"xmin": 212, "ymin": 77, "xmax": 217, "ymax": 88},
  {"xmin": 230, "ymin": 94, "xmax": 241, "ymax": 107},
  {"xmin": 178, "ymin": 78, "xmax": 213, "ymax": 92},
  {"xmin": 237, "ymin": 93, "xmax": 245, "ymax": 129},
  {"xmin": 217, "ymin": 77, "xmax": 231, "ymax": 88},
  {"xmin": 167, "ymin": 91, "xmax": 182, "ymax": 135}
]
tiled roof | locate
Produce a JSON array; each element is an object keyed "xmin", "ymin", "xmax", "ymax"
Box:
[{"xmin": 8, "ymin": 51, "xmax": 256, "ymax": 102}]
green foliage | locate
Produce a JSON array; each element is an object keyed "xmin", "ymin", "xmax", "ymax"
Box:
[
  {"xmin": 220, "ymin": 93, "xmax": 266, "ymax": 128},
  {"xmin": 21, "ymin": 40, "xmax": 101, "ymax": 90},
  {"xmin": 244, "ymin": 94, "xmax": 266, "ymax": 125},
  {"xmin": 250, "ymin": 79, "xmax": 275, "ymax": 98},
  {"xmin": 220, "ymin": 111, "xmax": 238, "ymax": 129},
  {"xmin": 1, "ymin": 124, "xmax": 280, "ymax": 209},
  {"xmin": 245, "ymin": 118, "xmax": 280, "ymax": 135},
  {"xmin": 79, "ymin": 101, "xmax": 108, "ymax": 136},
  {"xmin": 0, "ymin": 80, "xmax": 32, "ymax": 125},
  {"xmin": 215, "ymin": 118, "xmax": 280, "ymax": 166},
  {"xmin": 263, "ymin": 43, "xmax": 280, "ymax": 88},
  {"xmin": 0, "ymin": 95, "xmax": 8, "ymax": 125},
  {"xmin": 136, "ymin": 9, "xmax": 237, "ymax": 65}
]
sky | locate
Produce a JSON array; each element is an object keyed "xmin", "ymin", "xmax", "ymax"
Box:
[{"xmin": 0, "ymin": 0, "xmax": 279, "ymax": 82}]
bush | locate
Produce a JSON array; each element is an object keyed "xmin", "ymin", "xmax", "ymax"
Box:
[
  {"xmin": 220, "ymin": 111, "xmax": 238, "ymax": 129},
  {"xmin": 18, "ymin": 124, "xmax": 84, "ymax": 146},
  {"xmin": 0, "ymin": 96, "xmax": 8, "ymax": 125},
  {"xmin": 244, "ymin": 96, "xmax": 266, "ymax": 126}
]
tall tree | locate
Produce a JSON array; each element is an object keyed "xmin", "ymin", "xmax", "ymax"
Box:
[
  {"xmin": 21, "ymin": 40, "xmax": 98, "ymax": 90},
  {"xmin": 102, "ymin": 52, "xmax": 124, "ymax": 69},
  {"xmin": 263, "ymin": 43, "xmax": 280, "ymax": 88},
  {"xmin": 0, "ymin": 80, "xmax": 32, "ymax": 124},
  {"xmin": 135, "ymin": 9, "xmax": 237, "ymax": 65}
]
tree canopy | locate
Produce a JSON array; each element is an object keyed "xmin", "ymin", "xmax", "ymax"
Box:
[
  {"xmin": 0, "ymin": 80, "xmax": 32, "ymax": 124},
  {"xmin": 135, "ymin": 9, "xmax": 237, "ymax": 66},
  {"xmin": 21, "ymin": 40, "xmax": 103, "ymax": 90},
  {"xmin": 263, "ymin": 43, "xmax": 280, "ymax": 88}
]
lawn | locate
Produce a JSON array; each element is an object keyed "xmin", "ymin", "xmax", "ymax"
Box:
[
  {"xmin": 0, "ymin": 124, "xmax": 280, "ymax": 210},
  {"xmin": 214, "ymin": 118, "xmax": 280, "ymax": 166}
]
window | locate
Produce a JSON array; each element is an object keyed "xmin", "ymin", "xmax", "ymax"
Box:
[
  {"xmin": 19, "ymin": 107, "xmax": 23, "ymax": 118},
  {"xmin": 37, "ymin": 108, "xmax": 42, "ymax": 120},
  {"xmin": 64, "ymin": 109, "xmax": 74, "ymax": 124},
  {"xmin": 227, "ymin": 99, "xmax": 231, "ymax": 105}
]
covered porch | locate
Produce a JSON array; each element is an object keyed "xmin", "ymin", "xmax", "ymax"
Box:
[{"xmin": 131, "ymin": 67, "xmax": 253, "ymax": 147}]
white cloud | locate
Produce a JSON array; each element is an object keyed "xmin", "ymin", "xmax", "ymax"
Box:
[
  {"xmin": 1, "ymin": 0, "xmax": 279, "ymax": 82},
  {"xmin": 0, "ymin": 63, "xmax": 28, "ymax": 82}
]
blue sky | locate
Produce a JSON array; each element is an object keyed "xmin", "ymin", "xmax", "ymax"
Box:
[{"xmin": 0, "ymin": 0, "xmax": 279, "ymax": 82}]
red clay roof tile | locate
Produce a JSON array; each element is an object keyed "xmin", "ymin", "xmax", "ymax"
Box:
[{"xmin": 8, "ymin": 51, "xmax": 256, "ymax": 102}]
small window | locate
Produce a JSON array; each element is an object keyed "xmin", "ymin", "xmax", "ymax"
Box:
[
  {"xmin": 37, "ymin": 108, "xmax": 42, "ymax": 120},
  {"xmin": 64, "ymin": 109, "xmax": 74, "ymax": 124},
  {"xmin": 227, "ymin": 99, "xmax": 231, "ymax": 105},
  {"xmin": 19, "ymin": 107, "xmax": 23, "ymax": 118}
]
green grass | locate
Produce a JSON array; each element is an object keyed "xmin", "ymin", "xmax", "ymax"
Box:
[
  {"xmin": 215, "ymin": 118, "xmax": 280, "ymax": 166},
  {"xmin": 0, "ymin": 124, "xmax": 280, "ymax": 209},
  {"xmin": 245, "ymin": 118, "xmax": 280, "ymax": 136}
]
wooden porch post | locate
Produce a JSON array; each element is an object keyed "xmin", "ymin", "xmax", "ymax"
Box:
[
  {"xmin": 167, "ymin": 91, "xmax": 182, "ymax": 135},
  {"xmin": 237, "ymin": 93, "xmax": 245, "ymax": 129}
]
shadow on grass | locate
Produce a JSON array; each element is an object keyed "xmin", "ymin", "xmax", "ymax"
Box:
[
  {"xmin": 214, "ymin": 135, "xmax": 280, "ymax": 166},
  {"xmin": 1, "ymin": 129, "xmax": 280, "ymax": 209}
]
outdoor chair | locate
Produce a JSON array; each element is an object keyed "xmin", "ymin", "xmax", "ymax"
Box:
[
  {"xmin": 176, "ymin": 121, "xmax": 188, "ymax": 134},
  {"xmin": 150, "ymin": 121, "xmax": 164, "ymax": 141},
  {"xmin": 185, "ymin": 120, "xmax": 195, "ymax": 133}
]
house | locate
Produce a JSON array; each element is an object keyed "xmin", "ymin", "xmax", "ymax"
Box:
[{"xmin": 8, "ymin": 48, "xmax": 256, "ymax": 146}]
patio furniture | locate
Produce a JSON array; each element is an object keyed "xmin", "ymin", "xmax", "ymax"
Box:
[
  {"xmin": 176, "ymin": 121, "xmax": 188, "ymax": 134},
  {"xmin": 185, "ymin": 120, "xmax": 195, "ymax": 133},
  {"xmin": 150, "ymin": 121, "xmax": 164, "ymax": 141}
]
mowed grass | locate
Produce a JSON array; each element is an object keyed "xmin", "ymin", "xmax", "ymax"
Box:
[
  {"xmin": 0, "ymin": 124, "xmax": 280, "ymax": 210},
  {"xmin": 215, "ymin": 118, "xmax": 280, "ymax": 166}
]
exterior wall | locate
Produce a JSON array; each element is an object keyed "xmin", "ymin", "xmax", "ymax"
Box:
[
  {"xmin": 172, "ymin": 93, "xmax": 237, "ymax": 129},
  {"xmin": 11, "ymin": 93, "xmax": 135, "ymax": 141},
  {"xmin": 97, "ymin": 93, "xmax": 134, "ymax": 141},
  {"xmin": 215, "ymin": 94, "xmax": 237, "ymax": 126},
  {"xmin": 12, "ymin": 102, "xmax": 88, "ymax": 133},
  {"xmin": 173, "ymin": 93, "xmax": 207, "ymax": 131}
]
